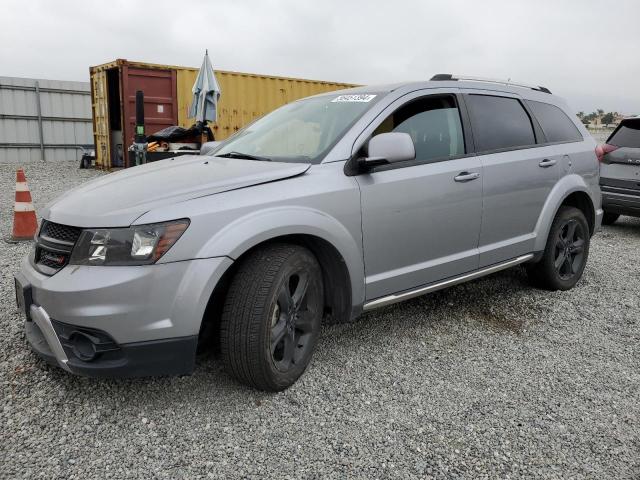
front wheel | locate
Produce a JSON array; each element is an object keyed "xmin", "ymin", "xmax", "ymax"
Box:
[
  {"xmin": 219, "ymin": 243, "xmax": 324, "ymax": 391},
  {"xmin": 526, "ymin": 206, "xmax": 590, "ymax": 291}
]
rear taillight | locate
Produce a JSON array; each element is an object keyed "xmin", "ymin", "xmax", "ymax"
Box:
[{"xmin": 596, "ymin": 143, "xmax": 619, "ymax": 162}]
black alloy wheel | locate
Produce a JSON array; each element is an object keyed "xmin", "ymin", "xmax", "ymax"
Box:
[
  {"xmin": 270, "ymin": 270, "xmax": 319, "ymax": 373},
  {"xmin": 220, "ymin": 243, "xmax": 324, "ymax": 391},
  {"xmin": 526, "ymin": 206, "xmax": 590, "ymax": 291},
  {"xmin": 553, "ymin": 218, "xmax": 586, "ymax": 280}
]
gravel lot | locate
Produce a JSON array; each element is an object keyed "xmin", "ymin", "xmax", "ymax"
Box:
[{"xmin": 1, "ymin": 161, "xmax": 639, "ymax": 479}]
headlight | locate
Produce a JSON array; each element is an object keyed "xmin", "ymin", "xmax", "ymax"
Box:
[{"xmin": 69, "ymin": 219, "xmax": 189, "ymax": 266}]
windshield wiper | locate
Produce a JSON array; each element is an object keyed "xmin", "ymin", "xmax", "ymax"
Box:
[{"xmin": 215, "ymin": 151, "xmax": 272, "ymax": 162}]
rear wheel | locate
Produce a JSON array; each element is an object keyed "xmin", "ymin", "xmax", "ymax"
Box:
[
  {"xmin": 602, "ymin": 212, "xmax": 620, "ymax": 225},
  {"xmin": 527, "ymin": 206, "xmax": 590, "ymax": 291},
  {"xmin": 219, "ymin": 243, "xmax": 324, "ymax": 391}
]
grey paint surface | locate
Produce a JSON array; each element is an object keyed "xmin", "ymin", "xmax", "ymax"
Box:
[
  {"xmin": 42, "ymin": 155, "xmax": 310, "ymax": 227},
  {"xmin": 17, "ymin": 79, "xmax": 602, "ymax": 373},
  {"xmin": 357, "ymin": 155, "xmax": 482, "ymax": 299}
]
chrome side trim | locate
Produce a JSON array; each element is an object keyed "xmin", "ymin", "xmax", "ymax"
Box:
[
  {"xmin": 30, "ymin": 305, "xmax": 71, "ymax": 371},
  {"xmin": 363, "ymin": 254, "xmax": 534, "ymax": 311}
]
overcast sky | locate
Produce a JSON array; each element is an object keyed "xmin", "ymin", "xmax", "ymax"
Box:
[{"xmin": 3, "ymin": 0, "xmax": 639, "ymax": 114}]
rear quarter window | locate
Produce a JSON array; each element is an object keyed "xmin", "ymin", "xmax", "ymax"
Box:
[
  {"xmin": 528, "ymin": 100, "xmax": 583, "ymax": 143},
  {"xmin": 608, "ymin": 120, "xmax": 640, "ymax": 148},
  {"xmin": 466, "ymin": 94, "xmax": 536, "ymax": 152}
]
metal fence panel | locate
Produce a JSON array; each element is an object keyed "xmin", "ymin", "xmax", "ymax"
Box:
[{"xmin": 0, "ymin": 76, "xmax": 92, "ymax": 163}]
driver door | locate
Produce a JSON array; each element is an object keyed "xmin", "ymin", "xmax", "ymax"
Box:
[{"xmin": 354, "ymin": 91, "xmax": 483, "ymax": 300}]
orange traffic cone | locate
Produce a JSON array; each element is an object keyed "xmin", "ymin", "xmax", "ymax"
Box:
[{"xmin": 11, "ymin": 169, "xmax": 38, "ymax": 241}]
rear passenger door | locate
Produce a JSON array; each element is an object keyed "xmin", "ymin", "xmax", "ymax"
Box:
[{"xmin": 462, "ymin": 91, "xmax": 560, "ymax": 266}]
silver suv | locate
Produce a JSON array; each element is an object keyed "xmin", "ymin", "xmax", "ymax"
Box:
[{"xmin": 15, "ymin": 75, "xmax": 602, "ymax": 390}]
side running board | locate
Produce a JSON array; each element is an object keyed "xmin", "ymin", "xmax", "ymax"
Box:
[{"xmin": 363, "ymin": 254, "xmax": 534, "ymax": 311}]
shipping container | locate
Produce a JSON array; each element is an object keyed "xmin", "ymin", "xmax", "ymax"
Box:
[{"xmin": 90, "ymin": 59, "xmax": 356, "ymax": 169}]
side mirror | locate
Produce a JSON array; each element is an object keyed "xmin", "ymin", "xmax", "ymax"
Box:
[
  {"xmin": 200, "ymin": 141, "xmax": 222, "ymax": 156},
  {"xmin": 359, "ymin": 132, "xmax": 415, "ymax": 171}
]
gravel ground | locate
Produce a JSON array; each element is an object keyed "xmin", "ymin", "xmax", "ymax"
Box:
[{"xmin": 1, "ymin": 161, "xmax": 639, "ymax": 479}]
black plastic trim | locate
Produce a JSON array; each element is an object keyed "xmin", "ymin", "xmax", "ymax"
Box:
[
  {"xmin": 65, "ymin": 335, "xmax": 198, "ymax": 378},
  {"xmin": 26, "ymin": 317, "xmax": 198, "ymax": 378},
  {"xmin": 601, "ymin": 177, "xmax": 640, "ymax": 192}
]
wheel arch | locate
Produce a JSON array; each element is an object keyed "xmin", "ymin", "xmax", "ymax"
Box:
[
  {"xmin": 533, "ymin": 175, "xmax": 597, "ymax": 252},
  {"xmin": 560, "ymin": 191, "xmax": 595, "ymax": 235},
  {"xmin": 197, "ymin": 233, "xmax": 356, "ymax": 352},
  {"xmin": 195, "ymin": 206, "xmax": 365, "ymax": 351}
]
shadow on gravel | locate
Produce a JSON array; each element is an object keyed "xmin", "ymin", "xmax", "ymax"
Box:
[{"xmin": 343, "ymin": 265, "xmax": 535, "ymax": 335}]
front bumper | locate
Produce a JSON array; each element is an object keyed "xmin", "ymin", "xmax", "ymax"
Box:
[
  {"xmin": 17, "ymin": 253, "xmax": 233, "ymax": 377},
  {"xmin": 24, "ymin": 310, "xmax": 198, "ymax": 377}
]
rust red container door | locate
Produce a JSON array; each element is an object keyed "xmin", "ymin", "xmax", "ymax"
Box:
[{"xmin": 121, "ymin": 65, "xmax": 177, "ymax": 167}]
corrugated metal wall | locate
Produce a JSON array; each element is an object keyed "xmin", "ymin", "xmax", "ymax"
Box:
[{"xmin": 0, "ymin": 76, "xmax": 93, "ymax": 163}]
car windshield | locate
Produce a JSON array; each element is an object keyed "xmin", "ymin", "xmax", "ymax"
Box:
[{"xmin": 213, "ymin": 93, "xmax": 383, "ymax": 163}]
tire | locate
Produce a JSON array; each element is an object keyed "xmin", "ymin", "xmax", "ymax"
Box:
[
  {"xmin": 526, "ymin": 206, "xmax": 590, "ymax": 291},
  {"xmin": 219, "ymin": 243, "xmax": 324, "ymax": 391},
  {"xmin": 602, "ymin": 212, "xmax": 620, "ymax": 226}
]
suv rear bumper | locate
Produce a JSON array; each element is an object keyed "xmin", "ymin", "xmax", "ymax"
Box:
[{"xmin": 601, "ymin": 180, "xmax": 640, "ymax": 217}]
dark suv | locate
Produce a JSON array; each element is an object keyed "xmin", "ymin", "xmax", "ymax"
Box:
[{"xmin": 598, "ymin": 117, "xmax": 640, "ymax": 224}]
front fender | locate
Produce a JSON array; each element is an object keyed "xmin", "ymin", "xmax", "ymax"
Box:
[
  {"xmin": 193, "ymin": 206, "xmax": 365, "ymax": 307},
  {"xmin": 533, "ymin": 174, "xmax": 598, "ymax": 252}
]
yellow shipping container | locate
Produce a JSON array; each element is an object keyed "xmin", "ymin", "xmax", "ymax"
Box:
[{"xmin": 90, "ymin": 59, "xmax": 356, "ymax": 169}]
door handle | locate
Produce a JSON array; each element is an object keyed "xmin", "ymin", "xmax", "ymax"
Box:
[
  {"xmin": 454, "ymin": 171, "xmax": 480, "ymax": 182},
  {"xmin": 539, "ymin": 158, "xmax": 557, "ymax": 168}
]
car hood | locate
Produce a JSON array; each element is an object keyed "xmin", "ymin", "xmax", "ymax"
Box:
[{"xmin": 43, "ymin": 156, "xmax": 310, "ymax": 227}]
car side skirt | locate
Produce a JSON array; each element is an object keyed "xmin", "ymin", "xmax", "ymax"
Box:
[{"xmin": 363, "ymin": 253, "xmax": 534, "ymax": 311}]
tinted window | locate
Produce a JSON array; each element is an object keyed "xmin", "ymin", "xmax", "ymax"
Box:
[
  {"xmin": 466, "ymin": 95, "xmax": 536, "ymax": 152},
  {"xmin": 372, "ymin": 96, "xmax": 465, "ymax": 162},
  {"xmin": 528, "ymin": 100, "xmax": 582, "ymax": 143},
  {"xmin": 608, "ymin": 120, "xmax": 640, "ymax": 148}
]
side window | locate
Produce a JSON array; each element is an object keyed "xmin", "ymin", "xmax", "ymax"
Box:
[
  {"xmin": 466, "ymin": 94, "xmax": 536, "ymax": 152},
  {"xmin": 371, "ymin": 95, "xmax": 465, "ymax": 163},
  {"xmin": 528, "ymin": 100, "xmax": 583, "ymax": 143}
]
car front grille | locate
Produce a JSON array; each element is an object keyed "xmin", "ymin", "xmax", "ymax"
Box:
[
  {"xmin": 40, "ymin": 221, "xmax": 81, "ymax": 244},
  {"xmin": 34, "ymin": 221, "xmax": 81, "ymax": 275}
]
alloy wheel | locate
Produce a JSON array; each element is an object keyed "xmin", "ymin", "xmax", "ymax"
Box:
[
  {"xmin": 270, "ymin": 271, "xmax": 317, "ymax": 372},
  {"xmin": 553, "ymin": 219, "xmax": 586, "ymax": 280}
]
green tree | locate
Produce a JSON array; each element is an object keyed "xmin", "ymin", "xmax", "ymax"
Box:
[{"xmin": 601, "ymin": 112, "xmax": 615, "ymax": 125}]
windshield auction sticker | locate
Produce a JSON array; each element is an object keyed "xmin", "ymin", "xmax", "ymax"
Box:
[{"xmin": 331, "ymin": 94, "xmax": 377, "ymax": 103}]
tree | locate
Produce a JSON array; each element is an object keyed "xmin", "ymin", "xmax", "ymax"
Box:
[
  {"xmin": 577, "ymin": 111, "xmax": 585, "ymax": 119},
  {"xmin": 601, "ymin": 112, "xmax": 615, "ymax": 125},
  {"xmin": 597, "ymin": 109, "xmax": 604, "ymax": 116}
]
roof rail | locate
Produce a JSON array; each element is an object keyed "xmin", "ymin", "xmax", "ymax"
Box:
[{"xmin": 430, "ymin": 74, "xmax": 552, "ymax": 94}]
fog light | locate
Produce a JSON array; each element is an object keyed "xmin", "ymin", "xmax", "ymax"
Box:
[{"xmin": 69, "ymin": 331, "xmax": 98, "ymax": 361}]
